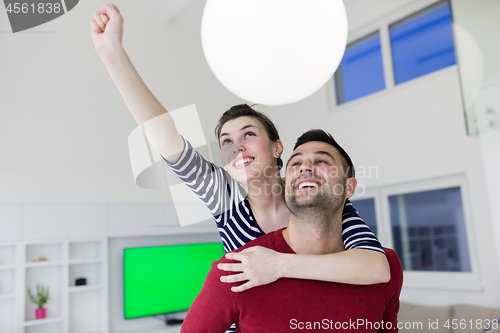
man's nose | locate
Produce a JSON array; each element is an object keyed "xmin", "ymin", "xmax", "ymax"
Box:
[{"xmin": 299, "ymin": 160, "xmax": 313, "ymax": 173}]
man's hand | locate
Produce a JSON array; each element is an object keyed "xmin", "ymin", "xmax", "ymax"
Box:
[
  {"xmin": 90, "ymin": 3, "xmax": 125, "ymax": 55},
  {"xmin": 218, "ymin": 246, "xmax": 286, "ymax": 292}
]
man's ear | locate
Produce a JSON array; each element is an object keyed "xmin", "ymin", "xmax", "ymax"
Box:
[{"xmin": 345, "ymin": 177, "xmax": 357, "ymax": 199}]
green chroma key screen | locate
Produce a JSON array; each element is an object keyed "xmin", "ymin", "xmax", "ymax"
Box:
[{"xmin": 123, "ymin": 242, "xmax": 225, "ymax": 319}]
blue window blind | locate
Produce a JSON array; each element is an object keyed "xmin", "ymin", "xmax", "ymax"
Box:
[
  {"xmin": 390, "ymin": 1, "xmax": 456, "ymax": 84},
  {"xmin": 389, "ymin": 187, "xmax": 471, "ymax": 272},
  {"xmin": 335, "ymin": 32, "xmax": 385, "ymax": 104}
]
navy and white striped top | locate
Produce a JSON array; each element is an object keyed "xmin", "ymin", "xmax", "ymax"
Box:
[{"xmin": 164, "ymin": 137, "xmax": 384, "ymax": 254}]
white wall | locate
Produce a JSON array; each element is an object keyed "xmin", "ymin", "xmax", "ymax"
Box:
[
  {"xmin": 0, "ymin": 0, "xmax": 224, "ymax": 203},
  {"xmin": 343, "ymin": 0, "xmax": 417, "ymax": 32},
  {"xmin": 451, "ymin": 0, "xmax": 500, "ymax": 280}
]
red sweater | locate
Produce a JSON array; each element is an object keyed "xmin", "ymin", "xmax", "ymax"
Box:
[{"xmin": 181, "ymin": 228, "xmax": 403, "ymax": 333}]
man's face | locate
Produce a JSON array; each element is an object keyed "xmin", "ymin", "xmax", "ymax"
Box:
[{"xmin": 285, "ymin": 141, "xmax": 355, "ymax": 214}]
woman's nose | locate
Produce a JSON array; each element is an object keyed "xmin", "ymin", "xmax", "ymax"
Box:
[{"xmin": 233, "ymin": 144, "xmax": 244, "ymax": 154}]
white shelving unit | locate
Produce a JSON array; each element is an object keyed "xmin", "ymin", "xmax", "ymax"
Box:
[
  {"xmin": 0, "ymin": 243, "xmax": 19, "ymax": 333},
  {"xmin": 67, "ymin": 239, "xmax": 108, "ymax": 333},
  {"xmin": 0, "ymin": 238, "xmax": 109, "ymax": 333}
]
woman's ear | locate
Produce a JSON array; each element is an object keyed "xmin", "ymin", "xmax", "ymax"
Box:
[
  {"xmin": 274, "ymin": 140, "xmax": 284, "ymax": 157},
  {"xmin": 345, "ymin": 177, "xmax": 357, "ymax": 199}
]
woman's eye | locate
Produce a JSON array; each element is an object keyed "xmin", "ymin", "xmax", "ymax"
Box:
[
  {"xmin": 244, "ymin": 131, "xmax": 256, "ymax": 138},
  {"xmin": 221, "ymin": 139, "xmax": 232, "ymax": 146}
]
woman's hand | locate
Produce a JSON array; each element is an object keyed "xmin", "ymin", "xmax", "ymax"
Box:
[
  {"xmin": 218, "ymin": 246, "xmax": 287, "ymax": 292},
  {"xmin": 90, "ymin": 3, "xmax": 124, "ymax": 55}
]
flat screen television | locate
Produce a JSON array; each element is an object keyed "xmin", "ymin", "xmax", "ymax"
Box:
[{"xmin": 123, "ymin": 242, "xmax": 225, "ymax": 319}]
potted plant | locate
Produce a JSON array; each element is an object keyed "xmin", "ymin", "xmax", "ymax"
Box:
[{"xmin": 27, "ymin": 285, "xmax": 49, "ymax": 319}]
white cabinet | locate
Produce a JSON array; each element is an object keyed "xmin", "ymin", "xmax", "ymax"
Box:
[
  {"xmin": 0, "ymin": 243, "xmax": 18, "ymax": 333},
  {"xmin": 0, "ymin": 239, "xmax": 109, "ymax": 333},
  {"xmin": 67, "ymin": 240, "xmax": 108, "ymax": 333}
]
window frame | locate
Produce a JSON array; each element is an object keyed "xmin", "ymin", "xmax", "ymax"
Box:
[
  {"xmin": 389, "ymin": 0, "xmax": 450, "ymax": 31},
  {"xmin": 350, "ymin": 188, "xmax": 389, "ymax": 245},
  {"xmin": 389, "ymin": 0, "xmax": 455, "ymax": 85},
  {"xmin": 334, "ymin": 30, "xmax": 386, "ymax": 105},
  {"xmin": 352, "ymin": 174, "xmax": 481, "ymax": 291},
  {"xmin": 328, "ymin": 0, "xmax": 457, "ymax": 110}
]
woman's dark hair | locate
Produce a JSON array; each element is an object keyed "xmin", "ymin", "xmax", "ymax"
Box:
[
  {"xmin": 215, "ymin": 104, "xmax": 283, "ymax": 169},
  {"xmin": 293, "ymin": 129, "xmax": 355, "ymax": 178}
]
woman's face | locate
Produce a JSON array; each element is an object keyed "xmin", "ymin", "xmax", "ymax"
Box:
[{"xmin": 219, "ymin": 116, "xmax": 281, "ymax": 184}]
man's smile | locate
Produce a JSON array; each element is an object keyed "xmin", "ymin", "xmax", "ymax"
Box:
[{"xmin": 294, "ymin": 177, "xmax": 323, "ymax": 190}]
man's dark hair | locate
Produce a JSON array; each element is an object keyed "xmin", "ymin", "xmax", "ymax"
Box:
[
  {"xmin": 293, "ymin": 129, "xmax": 355, "ymax": 178},
  {"xmin": 215, "ymin": 104, "xmax": 283, "ymax": 169}
]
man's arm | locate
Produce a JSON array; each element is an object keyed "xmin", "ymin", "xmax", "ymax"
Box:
[
  {"xmin": 181, "ymin": 261, "xmax": 239, "ymax": 333},
  {"xmin": 379, "ymin": 249, "xmax": 404, "ymax": 332}
]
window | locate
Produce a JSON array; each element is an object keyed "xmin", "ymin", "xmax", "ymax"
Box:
[
  {"xmin": 334, "ymin": 32, "xmax": 386, "ymax": 104},
  {"xmin": 352, "ymin": 198, "xmax": 378, "ymax": 236},
  {"xmin": 330, "ymin": 1, "xmax": 460, "ymax": 106},
  {"xmin": 352, "ymin": 176, "xmax": 478, "ymax": 290},
  {"xmin": 390, "ymin": 1, "xmax": 456, "ymax": 84},
  {"xmin": 389, "ymin": 187, "xmax": 471, "ymax": 272}
]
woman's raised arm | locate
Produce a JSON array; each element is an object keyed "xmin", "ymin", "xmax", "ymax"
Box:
[{"xmin": 90, "ymin": 3, "xmax": 184, "ymax": 163}]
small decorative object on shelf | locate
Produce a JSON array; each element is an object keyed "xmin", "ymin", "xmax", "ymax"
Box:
[
  {"xmin": 27, "ymin": 285, "xmax": 50, "ymax": 319},
  {"xmin": 75, "ymin": 278, "xmax": 87, "ymax": 286},
  {"xmin": 38, "ymin": 256, "xmax": 47, "ymax": 261}
]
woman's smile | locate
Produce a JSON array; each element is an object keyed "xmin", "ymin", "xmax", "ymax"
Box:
[{"xmin": 234, "ymin": 156, "xmax": 255, "ymax": 168}]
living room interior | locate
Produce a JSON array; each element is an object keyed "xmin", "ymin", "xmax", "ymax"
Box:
[{"xmin": 1, "ymin": 0, "xmax": 499, "ymax": 332}]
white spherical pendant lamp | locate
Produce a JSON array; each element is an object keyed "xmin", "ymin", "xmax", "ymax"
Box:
[{"xmin": 201, "ymin": 0, "xmax": 348, "ymax": 106}]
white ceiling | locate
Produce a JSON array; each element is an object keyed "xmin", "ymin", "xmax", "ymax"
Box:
[
  {"xmin": 130, "ymin": 0, "xmax": 196, "ymax": 23},
  {"xmin": 0, "ymin": 0, "xmax": 198, "ymax": 32},
  {"xmin": 0, "ymin": 0, "xmax": 418, "ymax": 34},
  {"xmin": 343, "ymin": 0, "xmax": 419, "ymax": 31},
  {"xmin": 164, "ymin": 0, "xmax": 420, "ymax": 32}
]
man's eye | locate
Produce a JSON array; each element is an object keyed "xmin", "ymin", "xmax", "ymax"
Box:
[{"xmin": 316, "ymin": 160, "xmax": 327, "ymax": 164}]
